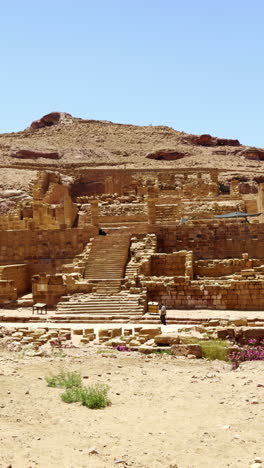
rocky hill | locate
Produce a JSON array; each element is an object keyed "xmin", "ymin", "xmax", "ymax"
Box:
[{"xmin": 0, "ymin": 111, "xmax": 264, "ymax": 209}]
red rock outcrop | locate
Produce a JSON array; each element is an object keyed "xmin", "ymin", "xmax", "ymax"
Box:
[
  {"xmin": 191, "ymin": 134, "xmax": 241, "ymax": 147},
  {"xmin": 30, "ymin": 112, "xmax": 72, "ymax": 130},
  {"xmin": 243, "ymin": 148, "xmax": 264, "ymax": 161},
  {"xmin": 216, "ymin": 138, "xmax": 241, "ymax": 146},
  {"xmin": 11, "ymin": 150, "xmax": 61, "ymax": 160},
  {"xmin": 145, "ymin": 150, "xmax": 188, "ymax": 161}
]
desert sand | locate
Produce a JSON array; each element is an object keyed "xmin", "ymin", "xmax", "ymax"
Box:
[{"xmin": 0, "ymin": 344, "xmax": 263, "ymax": 468}]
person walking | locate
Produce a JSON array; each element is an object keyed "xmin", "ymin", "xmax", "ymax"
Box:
[{"xmin": 160, "ymin": 303, "xmax": 167, "ymax": 325}]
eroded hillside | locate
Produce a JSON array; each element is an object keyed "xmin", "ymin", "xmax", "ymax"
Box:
[{"xmin": 0, "ymin": 111, "xmax": 264, "ymax": 207}]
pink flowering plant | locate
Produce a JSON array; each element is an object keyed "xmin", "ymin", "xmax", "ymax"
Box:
[
  {"xmin": 229, "ymin": 339, "xmax": 264, "ymax": 369},
  {"xmin": 114, "ymin": 345, "xmax": 131, "ymax": 352},
  {"xmin": 50, "ymin": 337, "xmax": 67, "ymax": 349}
]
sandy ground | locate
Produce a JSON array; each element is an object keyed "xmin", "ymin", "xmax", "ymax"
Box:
[{"xmin": 0, "ymin": 344, "xmax": 263, "ymax": 468}]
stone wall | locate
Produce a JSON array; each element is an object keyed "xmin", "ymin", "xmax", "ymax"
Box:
[
  {"xmin": 0, "ymin": 264, "xmax": 29, "ymax": 295},
  {"xmin": 147, "ymin": 279, "xmax": 264, "ymax": 310},
  {"xmin": 194, "ymin": 256, "xmax": 263, "ymax": 278},
  {"xmin": 149, "ymin": 252, "xmax": 186, "ymax": 276},
  {"xmin": 154, "ymin": 223, "xmax": 264, "ymax": 260},
  {"xmin": 0, "ymin": 228, "xmax": 97, "ymax": 265},
  {"xmin": 0, "ymin": 280, "xmax": 17, "ymax": 303}
]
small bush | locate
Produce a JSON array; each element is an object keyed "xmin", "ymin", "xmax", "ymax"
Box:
[
  {"xmin": 81, "ymin": 384, "xmax": 111, "ymax": 409},
  {"xmin": 46, "ymin": 371, "xmax": 82, "ymax": 388},
  {"xmin": 60, "ymin": 384, "xmax": 111, "ymax": 409},
  {"xmin": 61, "ymin": 387, "xmax": 83, "ymax": 403}
]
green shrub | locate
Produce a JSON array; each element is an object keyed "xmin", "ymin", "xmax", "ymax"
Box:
[
  {"xmin": 60, "ymin": 383, "xmax": 111, "ymax": 409},
  {"xmin": 81, "ymin": 384, "xmax": 111, "ymax": 409},
  {"xmin": 61, "ymin": 387, "xmax": 83, "ymax": 403},
  {"xmin": 45, "ymin": 371, "xmax": 82, "ymax": 388}
]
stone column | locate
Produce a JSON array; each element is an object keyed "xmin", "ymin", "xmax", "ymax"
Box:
[
  {"xmin": 90, "ymin": 200, "xmax": 99, "ymax": 226},
  {"xmin": 63, "ymin": 193, "xmax": 72, "ymax": 227},
  {"xmin": 209, "ymin": 169, "xmax": 219, "ymax": 195},
  {"xmin": 185, "ymin": 251, "xmax": 193, "ymax": 281},
  {"xmin": 230, "ymin": 180, "xmax": 240, "ymax": 196},
  {"xmin": 210, "ymin": 169, "xmax": 218, "ymax": 184},
  {"xmin": 257, "ymin": 183, "xmax": 264, "ymax": 223},
  {"xmin": 105, "ymin": 176, "xmax": 114, "ymax": 194},
  {"xmin": 147, "ymin": 197, "xmax": 157, "ymax": 225}
]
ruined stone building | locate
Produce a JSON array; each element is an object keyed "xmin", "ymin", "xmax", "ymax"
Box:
[{"xmin": 1, "ymin": 162, "xmax": 264, "ymax": 323}]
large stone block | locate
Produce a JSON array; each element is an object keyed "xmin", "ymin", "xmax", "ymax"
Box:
[
  {"xmin": 154, "ymin": 334, "xmax": 180, "ymax": 346},
  {"xmin": 171, "ymin": 344, "xmax": 202, "ymax": 358},
  {"xmin": 111, "ymin": 328, "xmax": 122, "ymax": 338},
  {"xmin": 217, "ymin": 328, "xmax": 235, "ymax": 339},
  {"xmin": 139, "ymin": 327, "xmax": 161, "ymax": 337}
]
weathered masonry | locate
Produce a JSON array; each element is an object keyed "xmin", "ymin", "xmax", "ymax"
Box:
[{"xmin": 1, "ymin": 168, "xmax": 264, "ymax": 316}]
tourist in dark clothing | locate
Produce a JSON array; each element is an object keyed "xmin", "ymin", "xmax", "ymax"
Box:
[{"xmin": 160, "ymin": 303, "xmax": 167, "ymax": 325}]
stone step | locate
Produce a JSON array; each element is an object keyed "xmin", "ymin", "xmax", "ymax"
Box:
[
  {"xmin": 55, "ymin": 312, "xmax": 136, "ymax": 317},
  {"xmin": 57, "ymin": 304, "xmax": 142, "ymax": 308},
  {"xmin": 57, "ymin": 308, "xmax": 142, "ymax": 312},
  {"xmin": 58, "ymin": 299, "xmax": 140, "ymax": 303},
  {"xmin": 84, "ymin": 272, "xmax": 124, "ymax": 275},
  {"xmin": 57, "ymin": 301, "xmax": 141, "ymax": 307},
  {"xmin": 52, "ymin": 318, "xmax": 131, "ymax": 323},
  {"xmin": 83, "ymin": 234, "xmax": 130, "ymax": 291},
  {"xmin": 56, "ymin": 308, "xmax": 142, "ymax": 313},
  {"xmin": 59, "ymin": 294, "xmax": 139, "ymax": 304}
]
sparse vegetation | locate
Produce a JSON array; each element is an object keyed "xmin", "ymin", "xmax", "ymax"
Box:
[
  {"xmin": 80, "ymin": 384, "xmax": 111, "ymax": 409},
  {"xmin": 46, "ymin": 370, "xmax": 111, "ymax": 409},
  {"xmin": 230, "ymin": 339, "xmax": 264, "ymax": 369},
  {"xmin": 60, "ymin": 387, "xmax": 84, "ymax": 403},
  {"xmin": 181, "ymin": 337, "xmax": 229, "ymax": 361},
  {"xmin": 114, "ymin": 345, "xmax": 131, "ymax": 352},
  {"xmin": 154, "ymin": 348, "xmax": 171, "ymax": 355},
  {"xmin": 60, "ymin": 384, "xmax": 111, "ymax": 409},
  {"xmin": 51, "ymin": 350, "xmax": 66, "ymax": 358},
  {"xmin": 199, "ymin": 340, "xmax": 229, "ymax": 361},
  {"xmin": 45, "ymin": 371, "xmax": 82, "ymax": 388},
  {"xmin": 96, "ymin": 348, "xmax": 115, "ymax": 354}
]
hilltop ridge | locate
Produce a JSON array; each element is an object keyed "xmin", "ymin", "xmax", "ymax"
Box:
[{"xmin": 0, "ymin": 112, "xmax": 264, "ymax": 210}]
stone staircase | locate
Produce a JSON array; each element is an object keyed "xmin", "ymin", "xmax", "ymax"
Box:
[
  {"xmin": 53, "ymin": 232, "xmax": 149, "ymax": 323},
  {"xmin": 84, "ymin": 234, "xmax": 131, "ymax": 293},
  {"xmin": 54, "ymin": 293, "xmax": 144, "ymax": 323}
]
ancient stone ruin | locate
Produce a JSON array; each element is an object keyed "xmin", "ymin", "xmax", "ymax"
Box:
[{"xmin": 1, "ymin": 165, "xmax": 264, "ymax": 327}]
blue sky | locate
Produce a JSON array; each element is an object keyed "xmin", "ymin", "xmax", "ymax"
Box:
[{"xmin": 1, "ymin": 0, "xmax": 264, "ymax": 147}]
